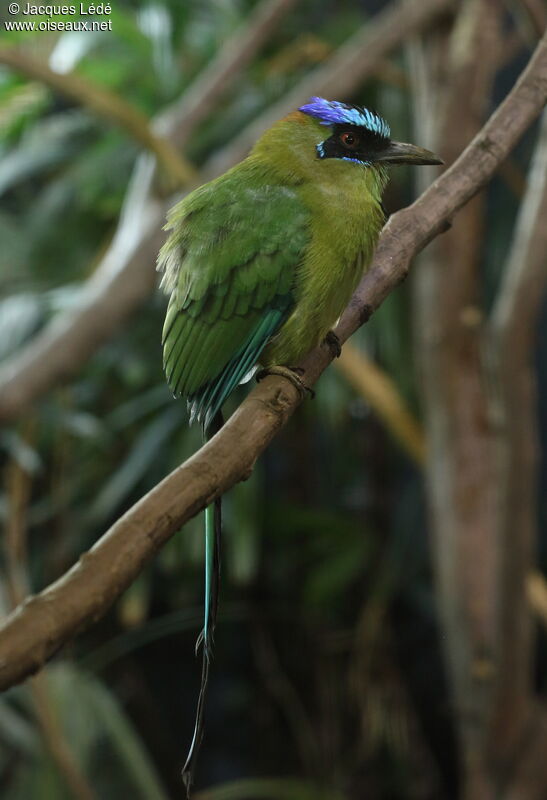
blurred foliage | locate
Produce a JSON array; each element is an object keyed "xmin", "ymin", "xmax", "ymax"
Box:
[
  {"xmin": 1, "ymin": 665, "xmax": 169, "ymax": 800},
  {"xmin": 0, "ymin": 0, "xmax": 543, "ymax": 798}
]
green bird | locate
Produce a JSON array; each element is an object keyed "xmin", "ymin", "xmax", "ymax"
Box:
[{"xmin": 157, "ymin": 97, "xmax": 441, "ymax": 793}]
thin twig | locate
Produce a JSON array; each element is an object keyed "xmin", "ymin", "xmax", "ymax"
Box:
[{"xmin": 0, "ymin": 29, "xmax": 545, "ymax": 693}]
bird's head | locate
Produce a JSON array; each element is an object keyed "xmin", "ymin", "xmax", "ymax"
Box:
[
  {"xmin": 298, "ymin": 96, "xmax": 442, "ymax": 168},
  {"xmin": 251, "ymin": 97, "xmax": 442, "ymax": 182}
]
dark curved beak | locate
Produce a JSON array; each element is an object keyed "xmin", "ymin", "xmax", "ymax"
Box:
[{"xmin": 373, "ymin": 141, "xmax": 443, "ymax": 166}]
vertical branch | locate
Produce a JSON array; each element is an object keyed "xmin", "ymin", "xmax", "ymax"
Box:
[
  {"xmin": 409, "ymin": 1, "xmax": 504, "ymax": 796},
  {"xmin": 487, "ymin": 110, "xmax": 547, "ymax": 763},
  {"xmin": 4, "ymin": 437, "xmax": 97, "ymax": 800}
]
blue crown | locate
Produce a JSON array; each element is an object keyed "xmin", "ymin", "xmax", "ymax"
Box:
[{"xmin": 298, "ymin": 97, "xmax": 390, "ymax": 139}]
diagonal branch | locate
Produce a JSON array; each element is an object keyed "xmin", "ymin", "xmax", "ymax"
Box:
[
  {"xmin": 0, "ymin": 0, "xmax": 454, "ymax": 424},
  {"xmin": 0, "ymin": 30, "xmax": 545, "ymax": 693}
]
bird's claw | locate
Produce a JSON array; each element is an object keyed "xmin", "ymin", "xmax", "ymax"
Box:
[
  {"xmin": 256, "ymin": 365, "xmax": 315, "ymax": 400},
  {"xmin": 324, "ymin": 330, "xmax": 342, "ymax": 358}
]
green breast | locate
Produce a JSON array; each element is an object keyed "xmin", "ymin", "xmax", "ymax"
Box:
[{"xmin": 262, "ymin": 162, "xmax": 387, "ymax": 366}]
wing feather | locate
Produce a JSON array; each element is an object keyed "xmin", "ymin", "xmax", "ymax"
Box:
[{"xmin": 158, "ymin": 170, "xmax": 309, "ymax": 430}]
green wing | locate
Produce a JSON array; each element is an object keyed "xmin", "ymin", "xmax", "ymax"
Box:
[{"xmin": 158, "ymin": 169, "xmax": 309, "ymax": 430}]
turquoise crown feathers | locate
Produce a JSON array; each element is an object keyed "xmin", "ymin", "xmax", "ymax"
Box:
[{"xmin": 299, "ymin": 97, "xmax": 390, "ymax": 139}]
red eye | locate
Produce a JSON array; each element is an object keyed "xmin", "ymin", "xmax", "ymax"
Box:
[{"xmin": 340, "ymin": 131, "xmax": 359, "ymax": 149}]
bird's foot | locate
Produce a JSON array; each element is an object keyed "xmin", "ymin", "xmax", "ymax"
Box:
[
  {"xmin": 324, "ymin": 330, "xmax": 342, "ymax": 358},
  {"xmin": 256, "ymin": 365, "xmax": 315, "ymax": 400}
]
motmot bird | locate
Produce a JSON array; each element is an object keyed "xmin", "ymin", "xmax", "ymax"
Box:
[{"xmin": 157, "ymin": 97, "xmax": 441, "ymax": 793}]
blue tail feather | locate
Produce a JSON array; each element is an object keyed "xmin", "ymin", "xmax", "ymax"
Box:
[
  {"xmin": 182, "ymin": 412, "xmax": 223, "ymax": 797},
  {"xmin": 182, "ymin": 309, "xmax": 290, "ymax": 796}
]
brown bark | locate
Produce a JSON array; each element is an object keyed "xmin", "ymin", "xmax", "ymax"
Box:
[
  {"xmin": 412, "ymin": 4, "xmax": 547, "ymax": 796},
  {"xmin": 411, "ymin": 6, "xmax": 505, "ymax": 793},
  {"xmin": 487, "ymin": 109, "xmax": 547, "ymax": 773},
  {"xmin": 0, "ymin": 30, "xmax": 545, "ymax": 693}
]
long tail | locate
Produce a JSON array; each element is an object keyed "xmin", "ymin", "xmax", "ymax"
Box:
[{"xmin": 182, "ymin": 411, "xmax": 223, "ymax": 797}]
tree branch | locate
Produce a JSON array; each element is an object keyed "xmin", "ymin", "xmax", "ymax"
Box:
[
  {"xmin": 486, "ymin": 109, "xmax": 547, "ymax": 765},
  {"xmin": 0, "ymin": 29, "xmax": 545, "ymax": 693},
  {"xmin": 409, "ymin": 4, "xmax": 505, "ymax": 790},
  {"xmin": 0, "ymin": 0, "xmax": 454, "ymax": 423}
]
